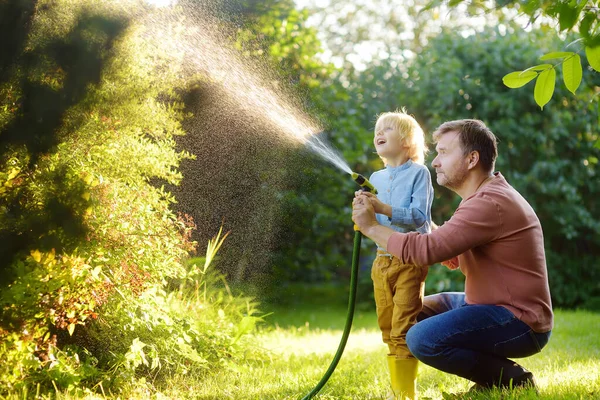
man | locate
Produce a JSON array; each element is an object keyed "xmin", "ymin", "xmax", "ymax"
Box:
[{"xmin": 352, "ymin": 119, "xmax": 553, "ymax": 395}]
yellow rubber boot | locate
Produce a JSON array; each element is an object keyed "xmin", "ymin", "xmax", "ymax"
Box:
[{"xmin": 387, "ymin": 355, "xmax": 418, "ymax": 400}]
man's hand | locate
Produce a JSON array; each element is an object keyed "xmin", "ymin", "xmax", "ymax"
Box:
[{"xmin": 354, "ymin": 190, "xmax": 391, "ymax": 217}]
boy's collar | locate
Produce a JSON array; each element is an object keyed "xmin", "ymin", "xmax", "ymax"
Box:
[{"xmin": 386, "ymin": 159, "xmax": 413, "ymax": 172}]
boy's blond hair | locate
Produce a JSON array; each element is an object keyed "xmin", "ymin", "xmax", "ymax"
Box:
[{"xmin": 374, "ymin": 109, "xmax": 427, "ymax": 165}]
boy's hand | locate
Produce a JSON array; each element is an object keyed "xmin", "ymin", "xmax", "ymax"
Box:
[
  {"xmin": 354, "ymin": 191, "xmax": 391, "ymax": 217},
  {"xmin": 352, "ymin": 193, "xmax": 378, "ymax": 232},
  {"xmin": 441, "ymin": 257, "xmax": 460, "ymax": 270}
]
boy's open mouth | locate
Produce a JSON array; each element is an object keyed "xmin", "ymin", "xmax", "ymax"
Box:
[{"xmin": 376, "ymin": 138, "xmax": 386, "ymax": 145}]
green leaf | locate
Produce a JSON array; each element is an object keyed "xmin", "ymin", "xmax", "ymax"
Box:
[
  {"xmin": 558, "ymin": 3, "xmax": 580, "ymax": 31},
  {"xmin": 585, "ymin": 46, "xmax": 600, "ymax": 72},
  {"xmin": 562, "ymin": 54, "xmax": 582, "ymax": 94},
  {"xmin": 420, "ymin": 0, "xmax": 444, "ymax": 14},
  {"xmin": 502, "ymin": 70, "xmax": 538, "ymax": 88},
  {"xmin": 580, "ymin": 12, "xmax": 596, "ymax": 40},
  {"xmin": 540, "ymin": 51, "xmax": 574, "ymax": 60},
  {"xmin": 534, "ymin": 68, "xmax": 556, "ymax": 109},
  {"xmin": 523, "ymin": 64, "xmax": 553, "ymax": 72}
]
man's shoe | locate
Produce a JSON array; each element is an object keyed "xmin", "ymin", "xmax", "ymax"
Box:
[
  {"xmin": 442, "ymin": 374, "xmax": 538, "ymax": 400},
  {"xmin": 510, "ymin": 371, "xmax": 537, "ymax": 389},
  {"xmin": 467, "ymin": 371, "xmax": 538, "ymax": 393}
]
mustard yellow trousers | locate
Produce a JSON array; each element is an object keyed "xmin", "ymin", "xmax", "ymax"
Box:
[{"xmin": 372, "ymin": 251, "xmax": 428, "ymax": 358}]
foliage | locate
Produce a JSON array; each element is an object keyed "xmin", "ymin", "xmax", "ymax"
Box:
[
  {"xmin": 428, "ymin": 0, "xmax": 600, "ymax": 110},
  {"xmin": 190, "ymin": 1, "xmax": 600, "ymax": 310},
  {"xmin": 266, "ymin": 14, "xmax": 599, "ymax": 308},
  {"xmin": 295, "ymin": 0, "xmax": 507, "ymax": 72},
  {"xmin": 167, "ymin": 0, "xmax": 341, "ymax": 285},
  {"xmin": 387, "ymin": 25, "xmax": 599, "ymax": 308},
  {"xmin": 0, "ymin": 0, "xmax": 260, "ymax": 396}
]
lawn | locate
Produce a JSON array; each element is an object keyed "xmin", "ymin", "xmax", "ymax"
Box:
[
  {"xmin": 179, "ymin": 290, "xmax": 600, "ymax": 400},
  {"xmin": 26, "ymin": 288, "xmax": 600, "ymax": 400}
]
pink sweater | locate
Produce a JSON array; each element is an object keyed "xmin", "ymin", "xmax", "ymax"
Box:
[{"xmin": 387, "ymin": 172, "xmax": 553, "ymax": 332}]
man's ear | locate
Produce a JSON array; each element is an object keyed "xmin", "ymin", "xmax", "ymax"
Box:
[{"xmin": 467, "ymin": 151, "xmax": 480, "ymax": 170}]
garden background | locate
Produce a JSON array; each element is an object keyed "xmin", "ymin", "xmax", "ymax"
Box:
[{"xmin": 0, "ymin": 0, "xmax": 598, "ymax": 398}]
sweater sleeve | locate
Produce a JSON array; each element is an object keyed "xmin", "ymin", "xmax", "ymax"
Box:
[{"xmin": 387, "ymin": 194, "xmax": 502, "ymax": 266}]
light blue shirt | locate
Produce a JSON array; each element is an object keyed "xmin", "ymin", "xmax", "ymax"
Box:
[{"xmin": 369, "ymin": 160, "xmax": 434, "ymax": 250}]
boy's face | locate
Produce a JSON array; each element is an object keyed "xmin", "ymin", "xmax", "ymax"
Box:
[{"xmin": 374, "ymin": 123, "xmax": 405, "ymax": 159}]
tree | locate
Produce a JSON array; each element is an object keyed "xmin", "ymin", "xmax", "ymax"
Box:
[
  {"xmin": 391, "ymin": 24, "xmax": 600, "ymax": 308},
  {"xmin": 166, "ymin": 0, "xmax": 341, "ymax": 286},
  {"xmin": 295, "ymin": 0, "xmax": 506, "ymax": 72},
  {"xmin": 0, "ymin": 0, "xmax": 258, "ymax": 394},
  {"xmin": 427, "ymin": 1, "xmax": 600, "ymax": 111},
  {"xmin": 268, "ymin": 12, "xmax": 599, "ymax": 308}
]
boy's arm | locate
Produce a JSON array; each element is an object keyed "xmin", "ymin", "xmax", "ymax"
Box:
[
  {"xmin": 360, "ymin": 193, "xmax": 392, "ymax": 217},
  {"xmin": 390, "ymin": 168, "xmax": 432, "ymax": 231}
]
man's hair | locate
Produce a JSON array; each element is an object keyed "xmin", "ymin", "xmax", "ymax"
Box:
[
  {"xmin": 375, "ymin": 109, "xmax": 427, "ymax": 165},
  {"xmin": 433, "ymin": 119, "xmax": 498, "ymax": 173}
]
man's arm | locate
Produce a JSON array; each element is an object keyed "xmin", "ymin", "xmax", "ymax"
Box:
[
  {"xmin": 431, "ymin": 221, "xmax": 460, "ymax": 269},
  {"xmin": 387, "ymin": 194, "xmax": 503, "ymax": 266}
]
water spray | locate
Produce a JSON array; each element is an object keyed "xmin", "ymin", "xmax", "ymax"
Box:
[{"xmin": 301, "ymin": 173, "xmax": 377, "ymax": 400}]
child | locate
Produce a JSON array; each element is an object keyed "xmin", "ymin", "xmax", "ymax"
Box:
[{"xmin": 357, "ymin": 109, "xmax": 433, "ymax": 400}]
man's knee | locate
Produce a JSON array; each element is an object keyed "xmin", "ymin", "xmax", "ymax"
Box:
[{"xmin": 406, "ymin": 323, "xmax": 429, "ymax": 360}]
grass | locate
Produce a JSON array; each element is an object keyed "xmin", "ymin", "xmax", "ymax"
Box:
[
  {"xmin": 167, "ymin": 301, "xmax": 600, "ymax": 400},
  {"xmin": 13, "ymin": 287, "xmax": 600, "ymax": 400}
]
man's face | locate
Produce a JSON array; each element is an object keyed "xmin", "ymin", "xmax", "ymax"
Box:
[{"xmin": 431, "ymin": 131, "xmax": 469, "ymax": 190}]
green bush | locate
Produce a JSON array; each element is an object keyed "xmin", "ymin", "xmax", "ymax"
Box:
[{"xmin": 0, "ymin": 0, "xmax": 262, "ymax": 396}]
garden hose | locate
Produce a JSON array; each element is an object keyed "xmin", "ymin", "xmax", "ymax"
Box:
[{"xmin": 301, "ymin": 173, "xmax": 376, "ymax": 400}]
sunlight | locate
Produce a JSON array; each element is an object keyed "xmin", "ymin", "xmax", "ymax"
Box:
[
  {"xmin": 259, "ymin": 328, "xmax": 384, "ymax": 358},
  {"xmin": 146, "ymin": 0, "xmax": 176, "ymax": 7}
]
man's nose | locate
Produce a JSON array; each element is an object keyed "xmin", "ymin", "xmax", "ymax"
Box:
[{"xmin": 431, "ymin": 156, "xmax": 440, "ymax": 168}]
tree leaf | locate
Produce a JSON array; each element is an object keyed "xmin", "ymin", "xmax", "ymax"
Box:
[
  {"xmin": 502, "ymin": 70, "xmax": 538, "ymax": 88},
  {"xmin": 540, "ymin": 51, "xmax": 574, "ymax": 60},
  {"xmin": 558, "ymin": 3, "xmax": 580, "ymax": 31},
  {"xmin": 534, "ymin": 68, "xmax": 556, "ymax": 109},
  {"xmin": 562, "ymin": 54, "xmax": 582, "ymax": 94},
  {"xmin": 585, "ymin": 46, "xmax": 600, "ymax": 72},
  {"xmin": 523, "ymin": 63, "xmax": 553, "ymax": 72}
]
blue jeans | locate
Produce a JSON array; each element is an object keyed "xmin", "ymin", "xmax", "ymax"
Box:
[{"xmin": 406, "ymin": 293, "xmax": 551, "ymax": 386}]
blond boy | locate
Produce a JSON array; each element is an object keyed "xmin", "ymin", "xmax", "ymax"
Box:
[{"xmin": 357, "ymin": 110, "xmax": 433, "ymax": 399}]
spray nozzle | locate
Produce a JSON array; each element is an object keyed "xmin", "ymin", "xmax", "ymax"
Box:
[{"xmin": 351, "ymin": 172, "xmax": 377, "ymax": 194}]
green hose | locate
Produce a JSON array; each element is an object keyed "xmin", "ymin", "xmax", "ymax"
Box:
[{"xmin": 300, "ymin": 229, "xmax": 362, "ymax": 400}]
